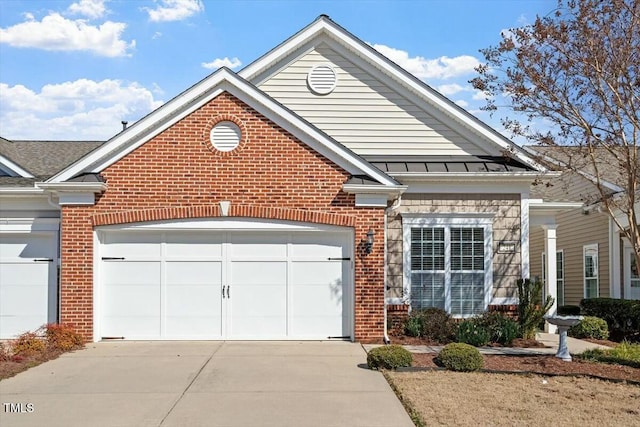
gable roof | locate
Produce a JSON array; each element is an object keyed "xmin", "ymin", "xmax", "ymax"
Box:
[
  {"xmin": 239, "ymin": 15, "xmax": 545, "ymax": 172},
  {"xmin": 0, "ymin": 137, "xmax": 103, "ymax": 186},
  {"xmin": 48, "ymin": 67, "xmax": 400, "ymax": 188}
]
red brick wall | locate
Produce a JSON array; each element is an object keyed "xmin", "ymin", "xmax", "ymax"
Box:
[{"xmin": 59, "ymin": 92, "xmax": 385, "ymax": 342}]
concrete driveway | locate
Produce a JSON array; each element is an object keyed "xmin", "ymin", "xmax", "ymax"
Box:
[{"xmin": 0, "ymin": 341, "xmax": 414, "ymax": 427}]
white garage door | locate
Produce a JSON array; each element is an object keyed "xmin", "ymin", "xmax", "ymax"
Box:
[
  {"xmin": 98, "ymin": 221, "xmax": 352, "ymax": 340},
  {"xmin": 0, "ymin": 230, "xmax": 58, "ymax": 339}
]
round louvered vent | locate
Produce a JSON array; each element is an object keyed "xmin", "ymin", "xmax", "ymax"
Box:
[
  {"xmin": 210, "ymin": 121, "xmax": 241, "ymax": 152},
  {"xmin": 307, "ymin": 64, "xmax": 337, "ymax": 95}
]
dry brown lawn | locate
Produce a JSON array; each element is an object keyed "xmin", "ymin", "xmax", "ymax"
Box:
[{"xmin": 386, "ymin": 371, "xmax": 640, "ymax": 427}]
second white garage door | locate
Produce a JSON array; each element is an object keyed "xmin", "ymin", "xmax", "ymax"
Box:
[{"xmin": 97, "ymin": 220, "xmax": 352, "ymax": 340}]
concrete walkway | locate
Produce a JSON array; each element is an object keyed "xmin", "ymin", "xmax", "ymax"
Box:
[
  {"xmin": 0, "ymin": 341, "xmax": 414, "ymax": 427},
  {"xmin": 364, "ymin": 332, "xmax": 612, "ymax": 356}
]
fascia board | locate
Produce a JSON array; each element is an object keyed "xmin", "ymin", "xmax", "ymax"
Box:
[
  {"xmin": 240, "ymin": 18, "xmax": 545, "ymax": 172},
  {"xmin": 0, "ymin": 187, "xmax": 45, "ymax": 195},
  {"xmin": 0, "ymin": 154, "xmax": 34, "ymax": 178},
  {"xmin": 342, "ymin": 184, "xmax": 407, "ymax": 195},
  {"xmin": 36, "ymin": 182, "xmax": 108, "ymax": 193},
  {"xmin": 392, "ymin": 172, "xmax": 556, "ymax": 182}
]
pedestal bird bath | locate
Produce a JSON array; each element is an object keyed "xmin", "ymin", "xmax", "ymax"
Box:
[{"xmin": 544, "ymin": 315, "xmax": 583, "ymax": 361}]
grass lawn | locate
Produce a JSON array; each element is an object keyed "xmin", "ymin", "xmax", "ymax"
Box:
[{"xmin": 386, "ymin": 371, "xmax": 640, "ymax": 427}]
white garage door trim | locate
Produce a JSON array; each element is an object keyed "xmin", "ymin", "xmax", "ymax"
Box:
[
  {"xmin": 93, "ymin": 218, "xmax": 354, "ymax": 342},
  {"xmin": 0, "ymin": 218, "xmax": 59, "ymax": 339}
]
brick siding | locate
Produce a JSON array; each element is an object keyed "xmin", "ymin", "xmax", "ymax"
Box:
[{"xmin": 59, "ymin": 92, "xmax": 385, "ymax": 342}]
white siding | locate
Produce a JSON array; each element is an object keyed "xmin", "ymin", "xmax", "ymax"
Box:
[{"xmin": 259, "ymin": 44, "xmax": 491, "ymax": 157}]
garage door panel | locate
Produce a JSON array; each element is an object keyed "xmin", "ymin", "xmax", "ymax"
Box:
[
  {"xmin": 231, "ymin": 261, "xmax": 287, "ymax": 285},
  {"xmin": 290, "ymin": 233, "xmax": 347, "ymax": 258},
  {"xmin": 102, "ymin": 261, "xmax": 160, "ymax": 286},
  {"xmin": 229, "ymin": 283, "xmax": 287, "ymax": 337},
  {"xmin": 102, "ymin": 316, "xmax": 160, "ymax": 338},
  {"xmin": 165, "ymin": 234, "xmax": 223, "ymax": 257},
  {"xmin": 165, "ymin": 261, "xmax": 222, "ymax": 337},
  {"xmin": 230, "ymin": 234, "xmax": 287, "ymax": 258},
  {"xmin": 1, "ymin": 233, "xmax": 57, "ymax": 339},
  {"xmin": 102, "ymin": 232, "xmax": 162, "ymax": 257}
]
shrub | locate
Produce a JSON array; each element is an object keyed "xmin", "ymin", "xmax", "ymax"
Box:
[
  {"xmin": 11, "ymin": 331, "xmax": 46, "ymax": 357},
  {"xmin": 403, "ymin": 308, "xmax": 456, "ymax": 343},
  {"xmin": 0, "ymin": 342, "xmax": 9, "ymax": 362},
  {"xmin": 579, "ymin": 341, "xmax": 640, "ymax": 369},
  {"xmin": 455, "ymin": 319, "xmax": 491, "ymax": 347},
  {"xmin": 436, "ymin": 343, "xmax": 484, "ymax": 372},
  {"xmin": 367, "ymin": 345, "xmax": 413, "ymax": 370},
  {"xmin": 568, "ymin": 316, "xmax": 609, "ymax": 340},
  {"xmin": 477, "ymin": 312, "xmax": 519, "ymax": 345},
  {"xmin": 44, "ymin": 323, "xmax": 84, "ymax": 352},
  {"xmin": 580, "ymin": 298, "xmax": 640, "ymax": 341},
  {"xmin": 557, "ymin": 305, "xmax": 581, "ymax": 316},
  {"xmin": 517, "ymin": 278, "xmax": 554, "ymax": 339}
]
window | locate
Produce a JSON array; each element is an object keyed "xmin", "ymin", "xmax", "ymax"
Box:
[
  {"xmin": 404, "ymin": 216, "xmax": 492, "ymax": 317},
  {"xmin": 583, "ymin": 244, "xmax": 599, "ymax": 298},
  {"xmin": 542, "ymin": 250, "xmax": 564, "ymax": 306}
]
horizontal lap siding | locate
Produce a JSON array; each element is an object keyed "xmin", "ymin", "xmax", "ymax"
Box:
[
  {"xmin": 259, "ymin": 45, "xmax": 489, "ymax": 157},
  {"xmin": 530, "ymin": 172, "xmax": 610, "ymax": 305}
]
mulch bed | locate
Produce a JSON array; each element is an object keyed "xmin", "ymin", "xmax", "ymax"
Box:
[{"xmin": 412, "ymin": 353, "xmax": 640, "ymax": 383}]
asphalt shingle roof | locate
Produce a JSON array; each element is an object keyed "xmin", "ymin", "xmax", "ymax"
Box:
[{"xmin": 0, "ymin": 137, "xmax": 104, "ymax": 179}]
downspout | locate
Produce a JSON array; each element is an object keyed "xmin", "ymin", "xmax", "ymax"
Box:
[
  {"xmin": 383, "ymin": 195, "xmax": 402, "ymax": 345},
  {"xmin": 46, "ymin": 192, "xmax": 62, "ymax": 324}
]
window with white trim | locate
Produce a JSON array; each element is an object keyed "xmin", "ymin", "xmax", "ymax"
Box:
[
  {"xmin": 404, "ymin": 216, "xmax": 493, "ymax": 317},
  {"xmin": 583, "ymin": 244, "xmax": 599, "ymax": 298},
  {"xmin": 541, "ymin": 250, "xmax": 564, "ymax": 306}
]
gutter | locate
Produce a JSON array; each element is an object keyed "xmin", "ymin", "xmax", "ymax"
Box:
[{"xmin": 383, "ymin": 195, "xmax": 403, "ymax": 345}]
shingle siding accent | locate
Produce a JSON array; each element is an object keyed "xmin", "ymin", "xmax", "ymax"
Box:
[
  {"xmin": 386, "ymin": 193, "xmax": 522, "ymax": 302},
  {"xmin": 60, "ymin": 92, "xmax": 385, "ymax": 342}
]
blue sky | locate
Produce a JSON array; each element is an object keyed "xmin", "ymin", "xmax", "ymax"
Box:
[{"xmin": 0, "ymin": 0, "xmax": 557, "ymax": 141}]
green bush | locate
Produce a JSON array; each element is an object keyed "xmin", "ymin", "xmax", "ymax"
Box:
[
  {"xmin": 580, "ymin": 298, "xmax": 640, "ymax": 341},
  {"xmin": 517, "ymin": 278, "xmax": 554, "ymax": 339},
  {"xmin": 579, "ymin": 341, "xmax": 640, "ymax": 369},
  {"xmin": 367, "ymin": 345, "xmax": 413, "ymax": 370},
  {"xmin": 436, "ymin": 343, "xmax": 484, "ymax": 372},
  {"xmin": 557, "ymin": 305, "xmax": 581, "ymax": 316},
  {"xmin": 568, "ymin": 316, "xmax": 609, "ymax": 340},
  {"xmin": 403, "ymin": 308, "xmax": 456, "ymax": 343},
  {"xmin": 44, "ymin": 323, "xmax": 85, "ymax": 352},
  {"xmin": 455, "ymin": 319, "xmax": 491, "ymax": 347},
  {"xmin": 476, "ymin": 312, "xmax": 519, "ymax": 346}
]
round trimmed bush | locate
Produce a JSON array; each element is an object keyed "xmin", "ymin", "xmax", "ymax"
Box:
[
  {"xmin": 367, "ymin": 345, "xmax": 413, "ymax": 370},
  {"xmin": 455, "ymin": 319, "xmax": 491, "ymax": 347},
  {"xmin": 568, "ymin": 316, "xmax": 609, "ymax": 340},
  {"xmin": 436, "ymin": 343, "xmax": 484, "ymax": 372}
]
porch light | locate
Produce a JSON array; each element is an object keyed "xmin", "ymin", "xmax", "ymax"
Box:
[{"xmin": 365, "ymin": 229, "xmax": 375, "ymax": 254}]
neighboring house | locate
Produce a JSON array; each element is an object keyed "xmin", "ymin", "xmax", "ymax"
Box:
[
  {"xmin": 529, "ymin": 147, "xmax": 640, "ymax": 306},
  {"xmin": 1, "ymin": 16, "xmax": 566, "ymax": 342}
]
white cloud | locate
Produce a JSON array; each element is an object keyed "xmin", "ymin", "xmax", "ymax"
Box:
[
  {"xmin": 0, "ymin": 12, "xmax": 135, "ymax": 57},
  {"xmin": 68, "ymin": 0, "xmax": 108, "ymax": 19},
  {"xmin": 371, "ymin": 43, "xmax": 480, "ymax": 80},
  {"xmin": 454, "ymin": 100, "xmax": 469, "ymax": 108},
  {"xmin": 0, "ymin": 79, "xmax": 164, "ymax": 140},
  {"xmin": 145, "ymin": 0, "xmax": 204, "ymax": 23},
  {"xmin": 201, "ymin": 57, "xmax": 242, "ymax": 70},
  {"xmin": 436, "ymin": 83, "xmax": 465, "ymax": 96}
]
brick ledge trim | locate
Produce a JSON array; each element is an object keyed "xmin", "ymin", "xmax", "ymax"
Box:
[{"xmin": 91, "ymin": 205, "xmax": 357, "ymax": 227}]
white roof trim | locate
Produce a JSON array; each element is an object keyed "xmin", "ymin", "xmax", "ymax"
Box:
[
  {"xmin": 49, "ymin": 68, "xmax": 397, "ymax": 187},
  {"xmin": 392, "ymin": 171, "xmax": 557, "ymax": 182},
  {"xmin": 36, "ymin": 182, "xmax": 107, "ymax": 193},
  {"xmin": 0, "ymin": 187, "xmax": 45, "ymax": 195},
  {"xmin": 0, "ymin": 154, "xmax": 34, "ymax": 178},
  {"xmin": 239, "ymin": 16, "xmax": 546, "ymax": 172},
  {"xmin": 342, "ymin": 184, "xmax": 407, "ymax": 196}
]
